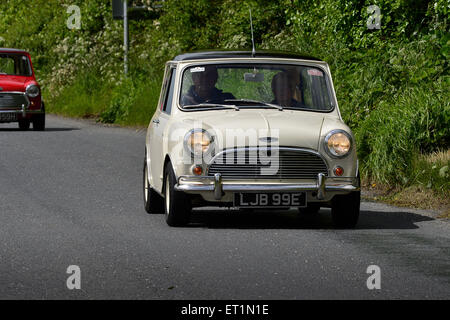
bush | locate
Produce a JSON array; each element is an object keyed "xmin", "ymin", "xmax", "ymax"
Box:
[
  {"xmin": 99, "ymin": 74, "xmax": 162, "ymax": 125},
  {"xmin": 356, "ymin": 81, "xmax": 449, "ymax": 186}
]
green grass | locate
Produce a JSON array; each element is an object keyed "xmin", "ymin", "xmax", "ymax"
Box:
[
  {"xmin": 354, "ymin": 80, "xmax": 449, "ymax": 191},
  {"xmin": 410, "ymin": 150, "xmax": 450, "ymax": 196},
  {"xmin": 46, "ymin": 71, "xmax": 162, "ymax": 126}
]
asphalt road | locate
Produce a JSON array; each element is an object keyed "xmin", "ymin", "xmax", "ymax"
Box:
[{"xmin": 0, "ymin": 115, "xmax": 449, "ymax": 300}]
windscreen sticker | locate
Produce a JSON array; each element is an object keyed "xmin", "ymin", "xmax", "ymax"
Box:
[
  {"xmin": 307, "ymin": 69, "xmax": 323, "ymax": 77},
  {"xmin": 190, "ymin": 67, "xmax": 205, "ymax": 73}
]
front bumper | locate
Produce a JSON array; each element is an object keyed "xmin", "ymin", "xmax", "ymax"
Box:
[
  {"xmin": 175, "ymin": 173, "xmax": 360, "ymax": 201},
  {"xmin": 0, "ymin": 106, "xmax": 44, "ymax": 118}
]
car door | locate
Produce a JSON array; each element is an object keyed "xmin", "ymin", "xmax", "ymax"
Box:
[{"xmin": 149, "ymin": 65, "xmax": 176, "ymax": 191}]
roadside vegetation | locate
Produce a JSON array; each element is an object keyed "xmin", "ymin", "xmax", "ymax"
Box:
[{"xmin": 0, "ymin": 0, "xmax": 448, "ymax": 210}]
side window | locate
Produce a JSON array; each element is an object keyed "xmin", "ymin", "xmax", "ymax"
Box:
[{"xmin": 162, "ymin": 68, "xmax": 176, "ymax": 114}]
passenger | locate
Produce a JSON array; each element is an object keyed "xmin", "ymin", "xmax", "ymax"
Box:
[
  {"xmin": 286, "ymin": 67, "xmax": 303, "ymax": 103},
  {"xmin": 271, "ymin": 72, "xmax": 305, "ymax": 108},
  {"xmin": 181, "ymin": 66, "xmax": 235, "ymax": 106}
]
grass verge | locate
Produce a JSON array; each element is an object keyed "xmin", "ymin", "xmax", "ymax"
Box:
[{"xmin": 45, "ymin": 71, "xmax": 162, "ymax": 127}]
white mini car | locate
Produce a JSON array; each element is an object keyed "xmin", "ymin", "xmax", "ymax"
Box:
[{"xmin": 144, "ymin": 50, "xmax": 360, "ymax": 228}]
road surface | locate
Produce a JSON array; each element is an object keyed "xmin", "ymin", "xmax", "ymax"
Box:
[{"xmin": 0, "ymin": 115, "xmax": 449, "ymax": 299}]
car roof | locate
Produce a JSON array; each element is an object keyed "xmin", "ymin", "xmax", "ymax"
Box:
[
  {"xmin": 0, "ymin": 48, "xmax": 29, "ymax": 54},
  {"xmin": 172, "ymin": 50, "xmax": 323, "ymax": 62}
]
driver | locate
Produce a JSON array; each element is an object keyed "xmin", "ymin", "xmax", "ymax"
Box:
[{"xmin": 181, "ymin": 66, "xmax": 235, "ymax": 106}]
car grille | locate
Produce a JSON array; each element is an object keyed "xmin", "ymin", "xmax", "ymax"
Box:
[
  {"xmin": 207, "ymin": 148, "xmax": 328, "ymax": 179},
  {"xmin": 0, "ymin": 92, "xmax": 29, "ymax": 110}
]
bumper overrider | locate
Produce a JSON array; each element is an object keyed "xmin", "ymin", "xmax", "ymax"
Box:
[{"xmin": 175, "ymin": 173, "xmax": 360, "ymax": 201}]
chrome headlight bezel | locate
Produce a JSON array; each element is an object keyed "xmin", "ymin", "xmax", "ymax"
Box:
[
  {"xmin": 324, "ymin": 129, "xmax": 353, "ymax": 158},
  {"xmin": 26, "ymin": 84, "xmax": 40, "ymax": 98},
  {"xmin": 183, "ymin": 128, "xmax": 214, "ymax": 157}
]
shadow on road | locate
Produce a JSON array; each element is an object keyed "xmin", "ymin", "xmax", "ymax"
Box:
[
  {"xmin": 0, "ymin": 127, "xmax": 80, "ymax": 132},
  {"xmin": 186, "ymin": 208, "xmax": 434, "ymax": 230}
]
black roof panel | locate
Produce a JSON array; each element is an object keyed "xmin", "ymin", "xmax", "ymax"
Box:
[
  {"xmin": 173, "ymin": 50, "xmax": 323, "ymax": 62},
  {"xmin": 0, "ymin": 48, "xmax": 28, "ymax": 53}
]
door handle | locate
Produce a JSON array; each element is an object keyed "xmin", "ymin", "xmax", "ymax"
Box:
[{"xmin": 152, "ymin": 119, "xmax": 160, "ymax": 124}]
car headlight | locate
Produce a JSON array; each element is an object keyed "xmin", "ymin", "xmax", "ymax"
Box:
[
  {"xmin": 324, "ymin": 130, "xmax": 352, "ymax": 158},
  {"xmin": 26, "ymin": 84, "xmax": 40, "ymax": 98},
  {"xmin": 184, "ymin": 129, "xmax": 212, "ymax": 156}
]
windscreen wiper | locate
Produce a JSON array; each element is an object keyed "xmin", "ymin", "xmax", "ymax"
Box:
[
  {"xmin": 223, "ymin": 99, "xmax": 283, "ymax": 111},
  {"xmin": 182, "ymin": 103, "xmax": 240, "ymax": 111}
]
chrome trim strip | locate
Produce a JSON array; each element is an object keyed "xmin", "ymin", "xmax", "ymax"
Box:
[
  {"xmin": 0, "ymin": 109, "xmax": 43, "ymax": 114},
  {"xmin": 0, "ymin": 91, "xmax": 30, "ymax": 96}
]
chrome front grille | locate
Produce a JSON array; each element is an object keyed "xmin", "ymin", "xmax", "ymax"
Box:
[
  {"xmin": 0, "ymin": 92, "xmax": 29, "ymax": 110},
  {"xmin": 207, "ymin": 148, "xmax": 329, "ymax": 179}
]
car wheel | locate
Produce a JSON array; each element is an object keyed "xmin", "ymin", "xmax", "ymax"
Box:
[
  {"xmin": 143, "ymin": 160, "xmax": 164, "ymax": 214},
  {"xmin": 164, "ymin": 163, "xmax": 191, "ymax": 227},
  {"xmin": 18, "ymin": 119, "xmax": 30, "ymax": 130},
  {"xmin": 33, "ymin": 113, "xmax": 45, "ymax": 131},
  {"xmin": 298, "ymin": 204, "xmax": 320, "ymax": 215},
  {"xmin": 331, "ymin": 191, "xmax": 360, "ymax": 229}
]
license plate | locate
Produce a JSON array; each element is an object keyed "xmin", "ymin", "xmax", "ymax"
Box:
[
  {"xmin": 234, "ymin": 192, "xmax": 307, "ymax": 208},
  {"xmin": 0, "ymin": 113, "xmax": 17, "ymax": 122}
]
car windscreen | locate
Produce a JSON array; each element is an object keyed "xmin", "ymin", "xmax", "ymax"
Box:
[
  {"xmin": 0, "ymin": 53, "xmax": 32, "ymax": 76},
  {"xmin": 179, "ymin": 63, "xmax": 333, "ymax": 111}
]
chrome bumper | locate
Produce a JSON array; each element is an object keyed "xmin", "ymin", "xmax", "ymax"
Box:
[
  {"xmin": 0, "ymin": 106, "xmax": 44, "ymax": 118},
  {"xmin": 175, "ymin": 173, "xmax": 360, "ymax": 200}
]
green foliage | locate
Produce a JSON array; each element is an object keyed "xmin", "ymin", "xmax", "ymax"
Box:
[
  {"xmin": 0, "ymin": 0, "xmax": 448, "ymax": 192},
  {"xmin": 99, "ymin": 74, "xmax": 162, "ymax": 125},
  {"xmin": 410, "ymin": 153, "xmax": 450, "ymax": 195},
  {"xmin": 355, "ymin": 81, "xmax": 449, "ymax": 186}
]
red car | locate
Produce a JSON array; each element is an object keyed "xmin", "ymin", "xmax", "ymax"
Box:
[{"xmin": 0, "ymin": 48, "xmax": 45, "ymax": 130}]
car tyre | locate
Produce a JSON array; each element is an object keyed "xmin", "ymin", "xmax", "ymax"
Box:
[
  {"xmin": 164, "ymin": 164, "xmax": 191, "ymax": 227},
  {"xmin": 33, "ymin": 113, "xmax": 45, "ymax": 131},
  {"xmin": 331, "ymin": 191, "xmax": 360, "ymax": 229},
  {"xmin": 143, "ymin": 161, "xmax": 164, "ymax": 214},
  {"xmin": 18, "ymin": 119, "xmax": 30, "ymax": 130}
]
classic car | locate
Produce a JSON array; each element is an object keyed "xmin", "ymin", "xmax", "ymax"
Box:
[
  {"xmin": 0, "ymin": 48, "xmax": 45, "ymax": 130},
  {"xmin": 144, "ymin": 50, "xmax": 360, "ymax": 228}
]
